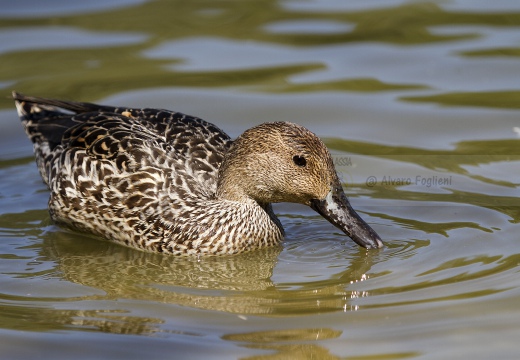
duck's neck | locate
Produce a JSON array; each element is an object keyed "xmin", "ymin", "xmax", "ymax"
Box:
[
  {"xmin": 210, "ymin": 160, "xmax": 284, "ymax": 253},
  {"xmin": 259, "ymin": 202, "xmax": 285, "ymax": 238},
  {"xmin": 215, "ymin": 171, "xmax": 251, "ymax": 203},
  {"xmin": 215, "ymin": 177, "xmax": 285, "ymax": 243}
]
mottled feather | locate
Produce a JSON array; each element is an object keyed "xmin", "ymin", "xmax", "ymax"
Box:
[{"xmin": 13, "ymin": 91, "xmax": 383, "ymax": 255}]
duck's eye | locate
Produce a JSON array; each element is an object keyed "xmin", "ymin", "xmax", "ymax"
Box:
[{"xmin": 293, "ymin": 155, "xmax": 307, "ymax": 167}]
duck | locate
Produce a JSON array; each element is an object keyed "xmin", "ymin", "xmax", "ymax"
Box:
[{"xmin": 13, "ymin": 91, "xmax": 383, "ymax": 255}]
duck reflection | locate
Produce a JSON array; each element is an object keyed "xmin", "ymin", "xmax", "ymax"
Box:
[
  {"xmin": 41, "ymin": 229, "xmax": 377, "ymax": 317},
  {"xmin": 0, "ymin": 301, "xmax": 165, "ymax": 336}
]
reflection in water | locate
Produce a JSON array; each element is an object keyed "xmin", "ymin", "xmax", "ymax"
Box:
[
  {"xmin": 1, "ymin": 1, "xmax": 519, "ymax": 108},
  {"xmin": 41, "ymin": 229, "xmax": 378, "ymax": 317},
  {"xmin": 0, "ymin": 303, "xmax": 165, "ymax": 336},
  {"xmin": 0, "ymin": 223, "xmax": 381, "ymax": 336},
  {"xmin": 222, "ymin": 328, "xmax": 421, "ymax": 360},
  {"xmin": 223, "ymin": 328, "xmax": 342, "ymax": 342},
  {"xmin": 0, "ymin": 228, "xmax": 381, "ymax": 335},
  {"xmin": 9, "ymin": 227, "xmax": 514, "ymax": 335},
  {"xmin": 223, "ymin": 328, "xmax": 343, "ymax": 360},
  {"xmin": 235, "ymin": 344, "xmax": 341, "ymax": 360},
  {"xmin": 402, "ymin": 90, "xmax": 520, "ymax": 110}
]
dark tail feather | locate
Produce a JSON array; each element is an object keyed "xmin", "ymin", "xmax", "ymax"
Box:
[
  {"xmin": 12, "ymin": 91, "xmax": 114, "ymax": 115},
  {"xmin": 12, "ymin": 91, "xmax": 115, "ymax": 148}
]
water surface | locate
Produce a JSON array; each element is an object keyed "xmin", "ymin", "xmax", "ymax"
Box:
[{"xmin": 0, "ymin": 0, "xmax": 519, "ymax": 359}]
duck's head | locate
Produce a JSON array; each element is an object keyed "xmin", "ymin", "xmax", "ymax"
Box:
[{"xmin": 217, "ymin": 122, "xmax": 383, "ymax": 249}]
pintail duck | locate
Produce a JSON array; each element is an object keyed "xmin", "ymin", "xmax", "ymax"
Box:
[{"xmin": 13, "ymin": 91, "xmax": 383, "ymax": 255}]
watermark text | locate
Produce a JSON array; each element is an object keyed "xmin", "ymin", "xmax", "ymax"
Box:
[{"xmin": 366, "ymin": 175, "xmax": 453, "ymax": 187}]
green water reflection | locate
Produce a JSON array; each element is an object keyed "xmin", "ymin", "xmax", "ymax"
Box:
[
  {"xmin": 2, "ymin": 1, "xmax": 520, "ymax": 108},
  {"xmin": 27, "ymin": 229, "xmax": 378, "ymax": 316},
  {"xmin": 402, "ymin": 91, "xmax": 520, "ymax": 110}
]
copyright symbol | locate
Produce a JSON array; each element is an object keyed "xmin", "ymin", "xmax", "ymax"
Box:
[{"xmin": 366, "ymin": 176, "xmax": 377, "ymax": 187}]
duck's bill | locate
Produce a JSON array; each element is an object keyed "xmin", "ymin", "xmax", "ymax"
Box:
[{"xmin": 310, "ymin": 187, "xmax": 384, "ymax": 249}]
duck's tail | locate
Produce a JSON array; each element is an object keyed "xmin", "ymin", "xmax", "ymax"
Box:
[
  {"xmin": 12, "ymin": 91, "xmax": 109, "ymax": 117},
  {"xmin": 12, "ymin": 91, "xmax": 120, "ymax": 147},
  {"xmin": 14, "ymin": 92, "xmax": 81, "ymax": 147},
  {"xmin": 12, "ymin": 91, "xmax": 119, "ymax": 186}
]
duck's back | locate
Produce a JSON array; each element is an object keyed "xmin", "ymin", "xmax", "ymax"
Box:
[
  {"xmin": 14, "ymin": 93, "xmax": 235, "ymax": 251},
  {"xmin": 14, "ymin": 93, "xmax": 232, "ymax": 194}
]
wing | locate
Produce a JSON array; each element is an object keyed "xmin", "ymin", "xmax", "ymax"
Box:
[{"xmin": 14, "ymin": 92, "xmax": 232, "ymax": 177}]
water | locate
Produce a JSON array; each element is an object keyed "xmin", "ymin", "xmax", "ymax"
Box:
[{"xmin": 0, "ymin": 0, "xmax": 519, "ymax": 358}]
